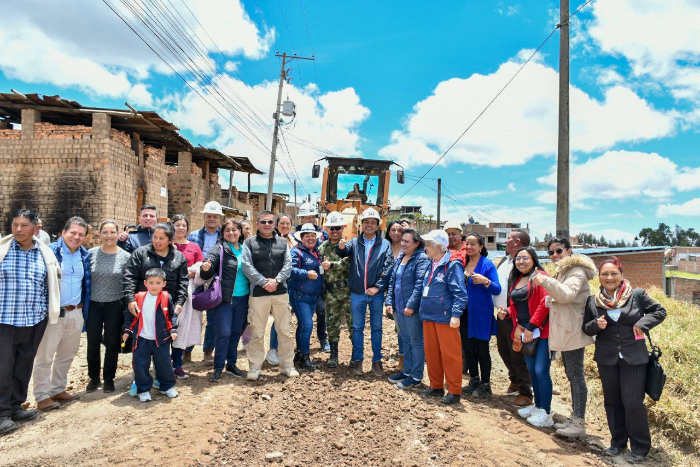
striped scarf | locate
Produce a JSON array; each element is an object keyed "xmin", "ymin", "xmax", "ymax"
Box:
[{"xmin": 595, "ymin": 279, "xmax": 633, "ymax": 310}]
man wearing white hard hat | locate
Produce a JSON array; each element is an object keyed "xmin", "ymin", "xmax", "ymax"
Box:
[
  {"xmin": 296, "ymin": 202, "xmax": 328, "ymax": 243},
  {"xmin": 187, "ymin": 200, "xmax": 223, "ymax": 364},
  {"xmin": 318, "ymin": 212, "xmax": 352, "ymax": 368},
  {"xmin": 337, "ymin": 207, "xmax": 394, "ymax": 376},
  {"xmin": 443, "ymin": 220, "xmax": 466, "ymax": 266}
]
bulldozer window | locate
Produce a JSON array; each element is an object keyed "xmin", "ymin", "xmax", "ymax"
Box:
[{"xmin": 337, "ymin": 174, "xmax": 380, "ymax": 205}]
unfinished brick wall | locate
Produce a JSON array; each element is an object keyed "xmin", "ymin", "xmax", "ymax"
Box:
[
  {"xmin": 671, "ymin": 276, "xmax": 700, "ymax": 304},
  {"xmin": 167, "ymin": 151, "xmax": 222, "ymax": 232},
  {"xmin": 587, "ymin": 251, "xmax": 665, "ymax": 289}
]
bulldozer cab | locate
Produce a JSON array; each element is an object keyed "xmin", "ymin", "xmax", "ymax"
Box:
[{"xmin": 312, "ymin": 157, "xmax": 404, "ymax": 239}]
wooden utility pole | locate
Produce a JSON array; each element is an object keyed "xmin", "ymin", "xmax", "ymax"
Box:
[
  {"xmin": 293, "ymin": 179, "xmax": 297, "ymax": 217},
  {"xmin": 556, "ymin": 0, "xmax": 570, "ymax": 238},
  {"xmin": 437, "ymin": 178, "xmax": 442, "ymax": 229},
  {"xmin": 266, "ymin": 52, "xmax": 315, "ymax": 211}
]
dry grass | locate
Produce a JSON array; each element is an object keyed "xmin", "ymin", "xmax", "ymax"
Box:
[{"xmin": 545, "ymin": 262, "xmax": 700, "ymax": 463}]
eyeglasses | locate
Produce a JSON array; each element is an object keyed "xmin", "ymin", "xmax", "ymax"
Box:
[
  {"xmin": 514, "ymin": 257, "xmax": 531, "ymax": 263},
  {"xmin": 329, "ymin": 226, "xmax": 343, "ymax": 231},
  {"xmin": 548, "ymin": 248, "xmax": 564, "ymax": 256},
  {"xmin": 259, "ymin": 220, "xmax": 274, "ymax": 225}
]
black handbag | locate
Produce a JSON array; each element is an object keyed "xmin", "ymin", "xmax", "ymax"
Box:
[
  {"xmin": 645, "ymin": 332, "xmax": 666, "ymax": 401},
  {"xmin": 519, "ymin": 339, "xmax": 538, "ymax": 356}
]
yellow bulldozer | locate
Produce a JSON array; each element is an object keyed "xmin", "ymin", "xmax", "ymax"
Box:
[{"xmin": 312, "ymin": 157, "xmax": 404, "ymax": 239}]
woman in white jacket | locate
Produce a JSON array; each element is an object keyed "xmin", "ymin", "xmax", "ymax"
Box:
[{"xmin": 532, "ymin": 236, "xmax": 595, "ymax": 439}]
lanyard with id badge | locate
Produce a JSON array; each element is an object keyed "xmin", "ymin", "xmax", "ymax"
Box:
[{"xmin": 424, "ymin": 262, "xmax": 447, "ymax": 297}]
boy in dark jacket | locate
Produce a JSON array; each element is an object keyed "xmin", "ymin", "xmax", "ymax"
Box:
[{"xmin": 123, "ymin": 268, "xmax": 178, "ymax": 402}]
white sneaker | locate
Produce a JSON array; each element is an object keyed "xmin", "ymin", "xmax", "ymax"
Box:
[
  {"xmin": 266, "ymin": 349, "xmax": 280, "ymax": 366},
  {"xmin": 247, "ymin": 369, "xmax": 261, "ymax": 381},
  {"xmin": 517, "ymin": 403, "xmax": 537, "ymax": 419},
  {"xmin": 281, "ymin": 367, "xmax": 299, "ymax": 378},
  {"xmin": 159, "ymin": 387, "xmax": 179, "ymax": 398},
  {"xmin": 527, "ymin": 408, "xmax": 554, "ymax": 428},
  {"xmin": 138, "ymin": 392, "xmax": 151, "ymax": 403}
]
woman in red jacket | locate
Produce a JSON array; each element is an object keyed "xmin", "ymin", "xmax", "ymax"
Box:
[{"xmin": 498, "ymin": 247, "xmax": 552, "ymax": 428}]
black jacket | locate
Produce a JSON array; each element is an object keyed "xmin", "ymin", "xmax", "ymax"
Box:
[
  {"xmin": 117, "ymin": 226, "xmax": 153, "ymax": 253},
  {"xmin": 122, "ymin": 244, "xmax": 189, "ymax": 307},
  {"xmin": 200, "ymin": 242, "xmax": 239, "ymax": 304},
  {"xmin": 582, "ymin": 289, "xmax": 666, "ymax": 366}
]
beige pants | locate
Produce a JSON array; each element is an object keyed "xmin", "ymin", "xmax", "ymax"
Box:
[
  {"xmin": 247, "ymin": 294, "xmax": 294, "ymax": 370},
  {"xmin": 32, "ymin": 309, "xmax": 83, "ymax": 401}
]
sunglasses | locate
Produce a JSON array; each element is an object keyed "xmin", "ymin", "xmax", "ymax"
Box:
[
  {"xmin": 328, "ymin": 226, "xmax": 343, "ymax": 231},
  {"xmin": 259, "ymin": 220, "xmax": 274, "ymax": 225},
  {"xmin": 548, "ymin": 248, "xmax": 564, "ymax": 256}
]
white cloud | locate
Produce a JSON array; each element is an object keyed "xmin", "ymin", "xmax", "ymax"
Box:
[
  {"xmin": 674, "ymin": 167, "xmax": 700, "ymax": 191},
  {"xmin": 0, "ymin": 0, "xmax": 273, "ymax": 99},
  {"xmin": 656, "ymin": 198, "xmax": 700, "ymax": 217},
  {"xmin": 379, "ymin": 52, "xmax": 675, "ymax": 170},
  {"xmin": 587, "ymin": 0, "xmax": 700, "ymax": 102}
]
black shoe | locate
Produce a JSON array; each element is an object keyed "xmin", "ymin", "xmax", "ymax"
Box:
[
  {"xmin": 103, "ymin": 380, "xmax": 115, "ymax": 393},
  {"xmin": 473, "ymin": 382, "xmax": 492, "ymax": 399},
  {"xmin": 11, "ymin": 408, "xmax": 38, "ymax": 422},
  {"xmin": 300, "ymin": 354, "xmax": 316, "ymax": 371},
  {"xmin": 0, "ymin": 417, "xmax": 17, "ymax": 435},
  {"xmin": 226, "ymin": 364, "xmax": 245, "ymax": 378},
  {"xmin": 327, "ymin": 342, "xmax": 339, "ymax": 368},
  {"xmin": 441, "ymin": 393, "xmax": 461, "ymax": 405},
  {"xmin": 461, "ymin": 377, "xmax": 481, "ymax": 395},
  {"xmin": 86, "ymin": 379, "xmax": 101, "ymax": 393},
  {"xmin": 627, "ymin": 453, "xmax": 645, "ymax": 464},
  {"xmin": 604, "ymin": 446, "xmax": 623, "ymax": 457},
  {"xmin": 208, "ymin": 369, "xmax": 223, "ymax": 382},
  {"xmin": 319, "ymin": 338, "xmax": 330, "ymax": 352},
  {"xmin": 422, "ymin": 387, "xmax": 444, "ymax": 397},
  {"xmin": 293, "ymin": 351, "xmax": 302, "ymax": 365}
]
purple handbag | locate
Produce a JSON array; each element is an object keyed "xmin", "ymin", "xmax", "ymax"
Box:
[{"xmin": 192, "ymin": 245, "xmax": 224, "ymax": 310}]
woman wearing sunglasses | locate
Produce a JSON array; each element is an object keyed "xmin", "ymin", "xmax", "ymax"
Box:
[{"xmin": 531, "ymin": 237, "xmax": 595, "ymax": 439}]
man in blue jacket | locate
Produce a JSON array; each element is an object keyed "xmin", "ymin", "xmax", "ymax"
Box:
[
  {"xmin": 337, "ymin": 208, "xmax": 394, "ymax": 376},
  {"xmin": 33, "ymin": 216, "xmax": 91, "ymax": 411},
  {"xmin": 117, "ymin": 204, "xmax": 158, "ymax": 253}
]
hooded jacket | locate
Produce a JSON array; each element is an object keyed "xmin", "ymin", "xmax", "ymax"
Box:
[
  {"xmin": 50, "ymin": 238, "xmax": 92, "ymax": 322},
  {"xmin": 117, "ymin": 226, "xmax": 153, "ymax": 253},
  {"xmin": 537, "ymin": 254, "xmax": 596, "ymax": 351},
  {"xmin": 0, "ymin": 234, "xmax": 62, "ymax": 324},
  {"xmin": 386, "ymin": 248, "xmax": 430, "ymax": 312},
  {"xmin": 122, "ymin": 244, "xmax": 189, "ymax": 307},
  {"xmin": 418, "ymin": 252, "xmax": 468, "ymax": 324},
  {"xmin": 336, "ymin": 234, "xmax": 394, "ymax": 295}
]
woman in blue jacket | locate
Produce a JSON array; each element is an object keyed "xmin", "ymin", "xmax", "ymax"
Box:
[
  {"xmin": 419, "ymin": 230, "xmax": 468, "ymax": 405},
  {"xmin": 461, "ymin": 232, "xmax": 501, "ymax": 399},
  {"xmin": 386, "ymin": 229, "xmax": 430, "ymax": 389},
  {"xmin": 289, "ymin": 224, "xmax": 324, "ymax": 371}
]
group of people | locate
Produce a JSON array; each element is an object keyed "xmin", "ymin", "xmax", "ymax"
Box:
[{"xmin": 0, "ymin": 204, "xmax": 667, "ymax": 463}]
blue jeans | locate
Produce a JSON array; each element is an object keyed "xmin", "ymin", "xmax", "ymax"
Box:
[
  {"xmin": 523, "ymin": 337, "xmax": 552, "ymax": 413},
  {"xmin": 270, "ymin": 296, "xmax": 327, "ymax": 350},
  {"xmin": 203, "ymin": 310, "xmax": 216, "ymax": 351},
  {"xmin": 395, "ymin": 310, "xmax": 424, "ymax": 380},
  {"xmin": 350, "ymin": 292, "xmax": 384, "ymax": 362},
  {"xmin": 209, "ymin": 296, "xmax": 249, "ymax": 371},
  {"xmin": 133, "ymin": 337, "xmax": 175, "ymax": 393},
  {"xmin": 289, "ymin": 291, "xmax": 319, "ymax": 355}
]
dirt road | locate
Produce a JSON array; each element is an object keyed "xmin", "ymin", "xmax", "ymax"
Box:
[{"xmin": 0, "ymin": 317, "xmax": 663, "ymax": 466}]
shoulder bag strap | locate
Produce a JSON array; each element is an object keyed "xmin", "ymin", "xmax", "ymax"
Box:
[{"xmin": 218, "ymin": 244, "xmax": 224, "ymax": 277}]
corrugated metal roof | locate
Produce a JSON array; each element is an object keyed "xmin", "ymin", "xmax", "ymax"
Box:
[{"xmin": 573, "ymin": 246, "xmax": 666, "ymax": 255}]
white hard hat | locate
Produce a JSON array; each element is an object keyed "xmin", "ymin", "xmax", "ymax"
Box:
[
  {"xmin": 294, "ymin": 223, "xmax": 321, "ymax": 242},
  {"xmin": 201, "ymin": 201, "xmax": 223, "ymax": 216},
  {"xmin": 423, "ymin": 230, "xmax": 449, "ymax": 248},
  {"xmin": 443, "ymin": 220, "xmax": 463, "ymax": 233},
  {"xmin": 324, "ymin": 211, "xmax": 346, "ymax": 228},
  {"xmin": 359, "ymin": 207, "xmax": 382, "ymax": 225},
  {"xmin": 297, "ymin": 202, "xmax": 319, "ymax": 217}
]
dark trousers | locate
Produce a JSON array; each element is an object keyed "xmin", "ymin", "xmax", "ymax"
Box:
[
  {"xmin": 132, "ymin": 337, "xmax": 176, "ymax": 393},
  {"xmin": 86, "ymin": 299, "xmax": 125, "ymax": 381},
  {"xmin": 210, "ymin": 295, "xmax": 249, "ymax": 371},
  {"xmin": 464, "ymin": 337, "xmax": 492, "ymax": 383},
  {"xmin": 495, "ymin": 317, "xmax": 532, "ymax": 397},
  {"xmin": 0, "ymin": 319, "xmax": 47, "ymax": 417},
  {"xmin": 597, "ymin": 360, "xmax": 651, "ymax": 456},
  {"xmin": 316, "ymin": 297, "xmax": 327, "ymax": 341}
]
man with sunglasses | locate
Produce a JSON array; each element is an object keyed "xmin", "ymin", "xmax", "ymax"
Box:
[
  {"xmin": 318, "ymin": 212, "xmax": 352, "ymax": 368},
  {"xmin": 240, "ymin": 211, "xmax": 298, "ymax": 380}
]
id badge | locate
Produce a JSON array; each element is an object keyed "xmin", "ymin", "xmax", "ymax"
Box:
[
  {"xmin": 423, "ymin": 286, "xmax": 429, "ymax": 297},
  {"xmin": 545, "ymin": 296, "xmax": 552, "ymax": 308},
  {"xmin": 319, "ymin": 266, "xmax": 324, "ymax": 276}
]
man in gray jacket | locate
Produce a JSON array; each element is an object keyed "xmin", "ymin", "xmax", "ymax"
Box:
[{"xmin": 241, "ymin": 211, "xmax": 298, "ymax": 381}]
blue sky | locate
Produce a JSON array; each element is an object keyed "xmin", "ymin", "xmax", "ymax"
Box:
[{"xmin": 1, "ymin": 0, "xmax": 698, "ymax": 241}]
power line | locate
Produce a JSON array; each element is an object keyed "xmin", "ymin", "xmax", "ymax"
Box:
[
  {"xmin": 405, "ymin": 175, "xmax": 493, "ymax": 224},
  {"xmin": 279, "ymin": 127, "xmax": 309, "ymax": 196},
  {"xmin": 392, "ymin": 0, "xmax": 594, "ymax": 205},
  {"xmin": 297, "ymin": 0, "xmax": 319, "ymax": 85}
]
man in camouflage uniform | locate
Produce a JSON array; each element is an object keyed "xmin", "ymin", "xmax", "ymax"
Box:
[{"xmin": 318, "ymin": 212, "xmax": 351, "ymax": 368}]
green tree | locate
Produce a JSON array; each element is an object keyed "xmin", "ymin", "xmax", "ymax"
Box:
[{"xmin": 639, "ymin": 223, "xmax": 673, "ymax": 246}]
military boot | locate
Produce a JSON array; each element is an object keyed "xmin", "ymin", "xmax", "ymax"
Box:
[{"xmin": 327, "ymin": 342, "xmax": 339, "ymax": 368}]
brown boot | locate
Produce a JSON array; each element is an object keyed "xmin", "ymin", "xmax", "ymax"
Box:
[
  {"xmin": 505, "ymin": 383, "xmax": 519, "ymax": 395},
  {"xmin": 397, "ymin": 355, "xmax": 404, "ymax": 372},
  {"xmin": 372, "ymin": 361, "xmax": 385, "ymax": 377},
  {"xmin": 352, "ymin": 361, "xmax": 364, "ymax": 376},
  {"xmin": 203, "ymin": 349, "xmax": 214, "ymax": 364},
  {"xmin": 51, "ymin": 391, "xmax": 79, "ymax": 402},
  {"xmin": 509, "ymin": 394, "xmax": 533, "ymax": 407},
  {"xmin": 37, "ymin": 398, "xmax": 60, "ymax": 411},
  {"xmin": 183, "ymin": 351, "xmax": 192, "ymax": 364}
]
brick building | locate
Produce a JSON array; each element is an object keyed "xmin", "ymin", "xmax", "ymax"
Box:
[
  {"xmin": 578, "ymin": 247, "xmax": 667, "ymax": 290},
  {"xmin": 0, "ymin": 92, "xmax": 261, "ymax": 237}
]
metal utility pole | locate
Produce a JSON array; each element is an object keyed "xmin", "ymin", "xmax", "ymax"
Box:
[
  {"xmin": 265, "ymin": 52, "xmax": 315, "ymax": 211},
  {"xmin": 556, "ymin": 0, "xmax": 570, "ymax": 238},
  {"xmin": 437, "ymin": 178, "xmax": 442, "ymax": 228}
]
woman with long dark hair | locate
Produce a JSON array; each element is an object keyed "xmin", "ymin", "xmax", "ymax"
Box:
[
  {"xmin": 200, "ymin": 219, "xmax": 249, "ymax": 381},
  {"xmin": 384, "ymin": 220, "xmax": 405, "ymax": 370},
  {"xmin": 461, "ymin": 232, "xmax": 501, "ymax": 399},
  {"xmin": 498, "ymin": 247, "xmax": 552, "ymax": 427}
]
